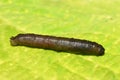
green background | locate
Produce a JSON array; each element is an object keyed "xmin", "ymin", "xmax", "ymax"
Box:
[{"xmin": 0, "ymin": 0, "xmax": 120, "ymax": 80}]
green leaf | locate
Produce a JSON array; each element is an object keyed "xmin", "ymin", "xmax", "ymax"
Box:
[{"xmin": 0, "ymin": 0, "xmax": 120, "ymax": 80}]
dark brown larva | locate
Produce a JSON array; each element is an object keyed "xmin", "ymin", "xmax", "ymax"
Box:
[{"xmin": 10, "ymin": 33, "xmax": 105, "ymax": 56}]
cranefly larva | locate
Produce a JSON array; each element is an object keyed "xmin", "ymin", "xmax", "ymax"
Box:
[{"xmin": 10, "ymin": 33, "xmax": 105, "ymax": 56}]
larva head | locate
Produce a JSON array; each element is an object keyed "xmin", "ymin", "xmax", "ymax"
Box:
[
  {"xmin": 91, "ymin": 44, "xmax": 105, "ymax": 56},
  {"xmin": 97, "ymin": 45, "xmax": 105, "ymax": 56}
]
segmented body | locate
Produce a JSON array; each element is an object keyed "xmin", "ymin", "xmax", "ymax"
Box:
[{"xmin": 10, "ymin": 33, "xmax": 105, "ymax": 56}]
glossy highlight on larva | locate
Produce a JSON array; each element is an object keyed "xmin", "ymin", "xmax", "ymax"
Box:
[{"xmin": 10, "ymin": 33, "xmax": 105, "ymax": 56}]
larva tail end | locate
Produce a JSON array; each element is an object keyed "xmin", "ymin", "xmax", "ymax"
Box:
[{"xmin": 10, "ymin": 37, "xmax": 18, "ymax": 46}]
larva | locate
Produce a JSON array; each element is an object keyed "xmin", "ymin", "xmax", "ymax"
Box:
[{"xmin": 10, "ymin": 33, "xmax": 105, "ymax": 56}]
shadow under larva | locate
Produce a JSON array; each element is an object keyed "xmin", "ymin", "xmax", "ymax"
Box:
[{"xmin": 10, "ymin": 33, "xmax": 105, "ymax": 56}]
